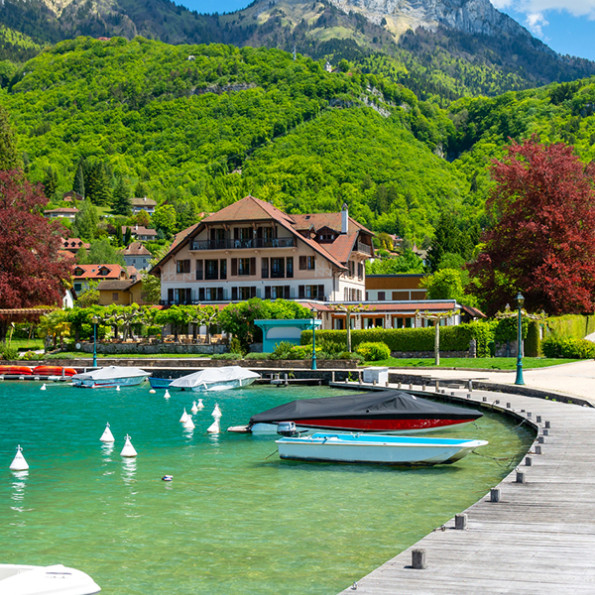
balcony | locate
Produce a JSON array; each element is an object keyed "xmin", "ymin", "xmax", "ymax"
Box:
[
  {"xmin": 190, "ymin": 237, "xmax": 296, "ymax": 251},
  {"xmin": 356, "ymin": 242, "xmax": 372, "ymax": 255}
]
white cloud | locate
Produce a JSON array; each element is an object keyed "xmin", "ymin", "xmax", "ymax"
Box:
[
  {"xmin": 491, "ymin": 1, "xmax": 595, "ymax": 19},
  {"xmin": 525, "ymin": 11, "xmax": 549, "ymax": 36}
]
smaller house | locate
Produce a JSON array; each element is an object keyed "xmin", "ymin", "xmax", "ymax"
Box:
[
  {"xmin": 60, "ymin": 238, "xmax": 90, "ymax": 254},
  {"xmin": 72, "ymin": 264, "xmax": 127, "ymax": 294},
  {"xmin": 122, "ymin": 225, "xmax": 158, "ymax": 242},
  {"xmin": 131, "ymin": 197, "xmax": 157, "ymax": 215},
  {"xmin": 63, "ymin": 191, "xmax": 84, "ymax": 202},
  {"xmin": 366, "ymin": 274, "xmax": 427, "ymax": 302},
  {"xmin": 122, "ymin": 242, "xmax": 152, "ymax": 271},
  {"xmin": 97, "ymin": 279, "xmax": 144, "ymax": 306},
  {"xmin": 44, "ymin": 207, "xmax": 79, "ymax": 221}
]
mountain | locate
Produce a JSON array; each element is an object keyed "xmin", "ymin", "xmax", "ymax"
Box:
[{"xmin": 1, "ymin": 0, "xmax": 594, "ymax": 101}]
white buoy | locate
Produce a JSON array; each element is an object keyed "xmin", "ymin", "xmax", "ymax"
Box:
[
  {"xmin": 196, "ymin": 399, "xmax": 204, "ymax": 410},
  {"xmin": 40, "ymin": 383, "xmax": 46, "ymax": 391},
  {"xmin": 179, "ymin": 408, "xmax": 190, "ymax": 423},
  {"xmin": 100, "ymin": 422, "xmax": 115, "ymax": 443},
  {"xmin": 183, "ymin": 417, "xmax": 195, "ymax": 430},
  {"xmin": 149, "ymin": 389, "xmax": 156, "ymax": 394},
  {"xmin": 191, "ymin": 401, "xmax": 199, "ymax": 415},
  {"xmin": 207, "ymin": 418, "xmax": 220, "ymax": 434},
  {"xmin": 120, "ymin": 434, "xmax": 137, "ymax": 458},
  {"xmin": 164, "ymin": 390, "xmax": 171, "ymax": 400},
  {"xmin": 212, "ymin": 403, "xmax": 222, "ymax": 419},
  {"xmin": 10, "ymin": 445, "xmax": 29, "ymax": 471},
  {"xmin": 116, "ymin": 385, "xmax": 120, "ymax": 392}
]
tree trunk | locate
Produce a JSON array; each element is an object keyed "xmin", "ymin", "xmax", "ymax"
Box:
[
  {"xmin": 434, "ymin": 321, "xmax": 440, "ymax": 366},
  {"xmin": 346, "ymin": 313, "xmax": 352, "ymax": 352}
]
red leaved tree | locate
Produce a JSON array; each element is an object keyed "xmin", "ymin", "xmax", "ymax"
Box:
[
  {"xmin": 0, "ymin": 170, "xmax": 71, "ymax": 323},
  {"xmin": 469, "ymin": 137, "xmax": 595, "ymax": 315}
]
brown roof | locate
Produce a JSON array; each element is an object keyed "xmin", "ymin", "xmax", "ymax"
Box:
[
  {"xmin": 122, "ymin": 225, "xmax": 157, "ymax": 237},
  {"xmin": 44, "ymin": 207, "xmax": 79, "ymax": 214},
  {"xmin": 123, "ymin": 242, "xmax": 151, "ymax": 256},
  {"xmin": 131, "ymin": 197, "xmax": 157, "ymax": 207},
  {"xmin": 97, "ymin": 280, "xmax": 136, "ymax": 291},
  {"xmin": 201, "ymin": 195, "xmax": 294, "ymax": 225},
  {"xmin": 312, "ymin": 301, "xmax": 458, "ymax": 313},
  {"xmin": 291, "ymin": 212, "xmax": 372, "ymax": 235},
  {"xmin": 60, "ymin": 237, "xmax": 90, "ymax": 250}
]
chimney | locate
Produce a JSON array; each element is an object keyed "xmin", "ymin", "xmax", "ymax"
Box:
[{"xmin": 341, "ymin": 203, "xmax": 348, "ymax": 234}]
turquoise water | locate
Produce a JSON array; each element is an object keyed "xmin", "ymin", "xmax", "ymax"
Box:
[{"xmin": 1, "ymin": 381, "xmax": 533, "ymax": 594}]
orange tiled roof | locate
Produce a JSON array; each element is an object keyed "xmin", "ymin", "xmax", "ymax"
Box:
[
  {"xmin": 123, "ymin": 242, "xmax": 151, "ymax": 256},
  {"xmin": 72, "ymin": 264, "xmax": 126, "ymax": 280}
]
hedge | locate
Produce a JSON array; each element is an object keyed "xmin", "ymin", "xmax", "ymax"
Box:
[
  {"xmin": 525, "ymin": 320, "xmax": 542, "ymax": 357},
  {"xmin": 302, "ymin": 322, "xmax": 495, "ymax": 356},
  {"xmin": 542, "ymin": 337, "xmax": 595, "ymax": 359},
  {"xmin": 546, "ymin": 314, "xmax": 595, "ymax": 340}
]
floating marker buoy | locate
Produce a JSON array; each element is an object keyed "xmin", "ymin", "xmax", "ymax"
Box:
[
  {"xmin": 162, "ymin": 475, "xmax": 173, "ymax": 481},
  {"xmin": 10, "ymin": 445, "xmax": 29, "ymax": 471},
  {"xmin": 164, "ymin": 389, "xmax": 171, "ymax": 399},
  {"xmin": 196, "ymin": 399, "xmax": 204, "ymax": 410},
  {"xmin": 120, "ymin": 434, "xmax": 137, "ymax": 458},
  {"xmin": 212, "ymin": 403, "xmax": 222, "ymax": 419},
  {"xmin": 191, "ymin": 401, "xmax": 199, "ymax": 415},
  {"xmin": 40, "ymin": 384, "xmax": 46, "ymax": 391},
  {"xmin": 100, "ymin": 422, "xmax": 115, "ymax": 443},
  {"xmin": 183, "ymin": 417, "xmax": 195, "ymax": 430},
  {"xmin": 207, "ymin": 418, "xmax": 220, "ymax": 434},
  {"xmin": 116, "ymin": 385, "xmax": 120, "ymax": 392},
  {"xmin": 149, "ymin": 389, "xmax": 156, "ymax": 394},
  {"xmin": 179, "ymin": 408, "xmax": 190, "ymax": 423}
]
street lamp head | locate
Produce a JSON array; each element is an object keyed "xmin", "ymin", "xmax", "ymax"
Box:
[
  {"xmin": 91, "ymin": 316, "xmax": 99, "ymax": 324},
  {"xmin": 516, "ymin": 292, "xmax": 524, "ymax": 308}
]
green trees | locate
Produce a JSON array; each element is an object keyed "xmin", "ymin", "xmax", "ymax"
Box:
[
  {"xmin": 0, "ymin": 105, "xmax": 19, "ymax": 170},
  {"xmin": 152, "ymin": 204, "xmax": 177, "ymax": 237},
  {"xmin": 112, "ymin": 176, "xmax": 132, "ymax": 216},
  {"xmin": 73, "ymin": 200, "xmax": 99, "ymax": 240}
]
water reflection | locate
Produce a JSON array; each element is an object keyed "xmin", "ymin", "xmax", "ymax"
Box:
[
  {"xmin": 10, "ymin": 470, "xmax": 28, "ymax": 513},
  {"xmin": 121, "ymin": 458, "xmax": 137, "ymax": 484}
]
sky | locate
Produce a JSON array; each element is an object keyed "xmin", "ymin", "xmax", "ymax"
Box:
[{"xmin": 175, "ymin": 0, "xmax": 595, "ymax": 62}]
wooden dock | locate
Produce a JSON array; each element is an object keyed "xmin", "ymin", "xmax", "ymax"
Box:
[{"xmin": 338, "ymin": 382, "xmax": 595, "ymax": 594}]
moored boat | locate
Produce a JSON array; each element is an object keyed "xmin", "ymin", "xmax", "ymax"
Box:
[
  {"xmin": 0, "ymin": 563, "xmax": 101, "ymax": 594},
  {"xmin": 33, "ymin": 365, "xmax": 78, "ymax": 377},
  {"xmin": 169, "ymin": 366, "xmax": 260, "ymax": 392},
  {"xmin": 71, "ymin": 366, "xmax": 150, "ymax": 388},
  {"xmin": 276, "ymin": 433, "xmax": 488, "ymax": 465},
  {"xmin": 148, "ymin": 377, "xmax": 174, "ymax": 389},
  {"xmin": 0, "ymin": 365, "xmax": 33, "ymax": 376},
  {"xmin": 246, "ymin": 390, "xmax": 482, "ymax": 435}
]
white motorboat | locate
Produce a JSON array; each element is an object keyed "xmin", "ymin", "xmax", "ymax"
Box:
[
  {"xmin": 276, "ymin": 433, "xmax": 488, "ymax": 465},
  {"xmin": 0, "ymin": 563, "xmax": 101, "ymax": 594},
  {"xmin": 169, "ymin": 366, "xmax": 260, "ymax": 392},
  {"xmin": 71, "ymin": 366, "xmax": 150, "ymax": 388}
]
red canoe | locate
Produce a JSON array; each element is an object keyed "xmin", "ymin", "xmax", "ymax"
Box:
[
  {"xmin": 32, "ymin": 366, "xmax": 77, "ymax": 377},
  {"xmin": 0, "ymin": 365, "xmax": 33, "ymax": 375}
]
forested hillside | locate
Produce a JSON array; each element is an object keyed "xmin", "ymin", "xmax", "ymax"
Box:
[{"xmin": 1, "ymin": 36, "xmax": 473, "ymax": 242}]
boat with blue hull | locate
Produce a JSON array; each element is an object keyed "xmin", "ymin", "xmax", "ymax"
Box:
[
  {"xmin": 276, "ymin": 433, "xmax": 488, "ymax": 465},
  {"xmin": 72, "ymin": 366, "xmax": 151, "ymax": 388},
  {"xmin": 148, "ymin": 377, "xmax": 174, "ymax": 389}
]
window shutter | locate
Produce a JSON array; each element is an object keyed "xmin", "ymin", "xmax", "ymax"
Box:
[
  {"xmin": 299, "ymin": 256, "xmax": 306, "ymax": 270},
  {"xmin": 231, "ymin": 287, "xmax": 238, "ymax": 300},
  {"xmin": 196, "ymin": 260, "xmax": 203, "ymax": 280},
  {"xmin": 199, "ymin": 288, "xmax": 205, "ymax": 301},
  {"xmin": 299, "ymin": 285, "xmax": 305, "ymax": 299},
  {"xmin": 250, "ymin": 258, "xmax": 256, "ymax": 275},
  {"xmin": 265, "ymin": 286, "xmax": 271, "ymax": 299},
  {"xmin": 286, "ymin": 257, "xmax": 293, "ymax": 278},
  {"xmin": 284, "ymin": 286, "xmax": 290, "ymax": 299},
  {"xmin": 312, "ymin": 256, "xmax": 316, "ymax": 269},
  {"xmin": 220, "ymin": 259, "xmax": 227, "ymax": 280},
  {"xmin": 318, "ymin": 284, "xmax": 325, "ymax": 299},
  {"xmin": 262, "ymin": 258, "xmax": 269, "ymax": 278},
  {"xmin": 231, "ymin": 258, "xmax": 238, "ymax": 276}
]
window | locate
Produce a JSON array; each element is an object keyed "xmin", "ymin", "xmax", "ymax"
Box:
[
  {"xmin": 176, "ymin": 260, "xmax": 190, "ymax": 274},
  {"xmin": 205, "ymin": 259, "xmax": 218, "ymax": 280},
  {"xmin": 378, "ymin": 291, "xmax": 386, "ymax": 301},
  {"xmin": 262, "ymin": 257, "xmax": 269, "ymax": 279},
  {"xmin": 298, "ymin": 284, "xmax": 325, "ymax": 299},
  {"xmin": 219, "ymin": 259, "xmax": 227, "ymax": 280},
  {"xmin": 271, "ymin": 257, "xmax": 285, "ymax": 278},
  {"xmin": 299, "ymin": 255, "xmax": 316, "ymax": 270},
  {"xmin": 238, "ymin": 258, "xmax": 254, "ymax": 276},
  {"xmin": 265, "ymin": 286, "xmax": 289, "ymax": 299},
  {"xmin": 199, "ymin": 287, "xmax": 224, "ymax": 301},
  {"xmin": 286, "ymin": 257, "xmax": 293, "ymax": 278},
  {"xmin": 74, "ymin": 283, "xmax": 82, "ymax": 292},
  {"xmin": 239, "ymin": 286, "xmax": 256, "ymax": 300},
  {"xmin": 196, "ymin": 260, "xmax": 203, "ymax": 280},
  {"xmin": 112, "ymin": 293, "xmax": 119, "ymax": 301}
]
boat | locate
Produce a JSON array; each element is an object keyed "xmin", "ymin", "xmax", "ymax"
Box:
[
  {"xmin": 169, "ymin": 366, "xmax": 260, "ymax": 392},
  {"xmin": 276, "ymin": 433, "xmax": 488, "ymax": 465},
  {"xmin": 32, "ymin": 366, "xmax": 78, "ymax": 378},
  {"xmin": 71, "ymin": 366, "xmax": 151, "ymax": 388},
  {"xmin": 148, "ymin": 377, "xmax": 174, "ymax": 389},
  {"xmin": 0, "ymin": 365, "xmax": 33, "ymax": 376},
  {"xmin": 244, "ymin": 390, "xmax": 482, "ymax": 435},
  {"xmin": 0, "ymin": 563, "xmax": 101, "ymax": 594}
]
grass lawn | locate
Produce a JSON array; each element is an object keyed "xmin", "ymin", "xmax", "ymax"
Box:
[
  {"xmin": 10, "ymin": 338, "xmax": 44, "ymax": 351},
  {"xmin": 368, "ymin": 357, "xmax": 580, "ymax": 370}
]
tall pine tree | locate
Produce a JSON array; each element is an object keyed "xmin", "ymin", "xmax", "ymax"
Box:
[{"xmin": 112, "ymin": 175, "xmax": 132, "ymax": 216}]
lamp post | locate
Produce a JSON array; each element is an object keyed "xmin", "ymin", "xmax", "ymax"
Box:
[
  {"xmin": 311, "ymin": 309, "xmax": 317, "ymax": 371},
  {"xmin": 92, "ymin": 316, "xmax": 99, "ymax": 368},
  {"xmin": 514, "ymin": 292, "xmax": 524, "ymax": 386}
]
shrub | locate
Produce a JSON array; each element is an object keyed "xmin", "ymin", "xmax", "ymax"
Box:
[
  {"xmin": 244, "ymin": 352, "xmax": 270, "ymax": 360},
  {"xmin": 355, "ymin": 341, "xmax": 391, "ymax": 361},
  {"xmin": 542, "ymin": 337, "xmax": 595, "ymax": 359},
  {"xmin": 269, "ymin": 341, "xmax": 295, "ymax": 360},
  {"xmin": 338, "ymin": 351, "xmax": 364, "ymax": 363},
  {"xmin": 212, "ymin": 352, "xmax": 243, "ymax": 360},
  {"xmin": 0, "ymin": 343, "xmax": 19, "ymax": 360},
  {"xmin": 21, "ymin": 351, "xmax": 40, "ymax": 361},
  {"xmin": 525, "ymin": 320, "xmax": 542, "ymax": 357},
  {"xmin": 147, "ymin": 325, "xmax": 161, "ymax": 337}
]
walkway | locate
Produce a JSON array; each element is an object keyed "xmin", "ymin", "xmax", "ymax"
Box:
[{"xmin": 338, "ymin": 361, "xmax": 595, "ymax": 594}]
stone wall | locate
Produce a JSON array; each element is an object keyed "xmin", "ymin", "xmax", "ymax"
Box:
[
  {"xmin": 390, "ymin": 351, "xmax": 471, "ymax": 358},
  {"xmin": 79, "ymin": 342, "xmax": 227, "ymax": 355}
]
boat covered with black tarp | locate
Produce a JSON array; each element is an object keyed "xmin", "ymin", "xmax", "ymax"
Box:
[{"xmin": 247, "ymin": 390, "xmax": 482, "ymax": 434}]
